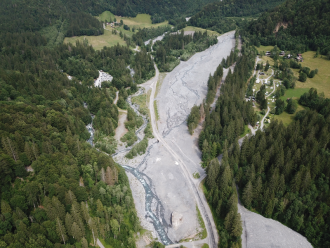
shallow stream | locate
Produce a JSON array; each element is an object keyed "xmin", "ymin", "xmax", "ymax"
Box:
[{"xmin": 85, "ymin": 89, "xmax": 173, "ymax": 245}]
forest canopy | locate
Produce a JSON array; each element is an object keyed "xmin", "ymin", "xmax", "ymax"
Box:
[{"xmin": 243, "ymin": 0, "xmax": 330, "ymax": 55}]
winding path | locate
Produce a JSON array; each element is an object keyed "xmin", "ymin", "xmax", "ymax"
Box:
[{"xmin": 258, "ymin": 69, "xmax": 276, "ymax": 130}]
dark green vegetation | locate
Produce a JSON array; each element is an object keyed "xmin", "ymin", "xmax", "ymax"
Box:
[
  {"xmin": 0, "ymin": 14, "xmax": 155, "ymax": 247},
  {"xmin": 120, "ymin": 108, "xmax": 143, "ymax": 147},
  {"xmin": 256, "ymin": 85, "xmax": 268, "ymax": 110},
  {"xmin": 0, "ymin": 0, "xmax": 219, "ymax": 38},
  {"xmin": 244, "ymin": 0, "xmax": 330, "ymax": 56},
  {"xmin": 125, "ymin": 123, "xmax": 153, "ymax": 159},
  {"xmin": 199, "ymin": 41, "xmax": 257, "ymax": 166},
  {"xmin": 132, "ymin": 26, "xmax": 173, "ymax": 46},
  {"xmin": 0, "ymin": 0, "xmax": 104, "ymax": 40},
  {"xmin": 196, "ymin": 35, "xmax": 257, "ymax": 248},
  {"xmin": 206, "ymin": 65, "xmax": 224, "ymax": 105},
  {"xmin": 153, "ymin": 31, "xmax": 218, "ymax": 72},
  {"xmin": 236, "ymin": 89, "xmax": 330, "ymax": 247},
  {"xmin": 188, "ymin": 106, "xmax": 202, "ymax": 135},
  {"xmin": 221, "ymin": 51, "xmax": 239, "ymax": 69},
  {"xmin": 111, "ymin": 0, "xmax": 218, "ymax": 24},
  {"xmin": 205, "ymin": 152, "xmax": 242, "ymax": 248},
  {"xmin": 189, "ymin": 0, "xmax": 284, "ymax": 34}
]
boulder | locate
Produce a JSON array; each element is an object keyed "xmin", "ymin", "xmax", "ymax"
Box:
[{"xmin": 171, "ymin": 212, "xmax": 183, "ymax": 229}]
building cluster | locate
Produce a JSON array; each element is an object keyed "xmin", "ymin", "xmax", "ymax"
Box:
[{"xmin": 264, "ymin": 50, "xmax": 303, "ymax": 61}]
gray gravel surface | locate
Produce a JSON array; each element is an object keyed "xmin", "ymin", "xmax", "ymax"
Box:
[{"xmin": 238, "ymin": 202, "xmax": 313, "ymax": 248}]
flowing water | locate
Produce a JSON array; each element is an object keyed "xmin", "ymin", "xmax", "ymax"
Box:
[{"xmin": 85, "ymin": 89, "xmax": 173, "ymax": 245}]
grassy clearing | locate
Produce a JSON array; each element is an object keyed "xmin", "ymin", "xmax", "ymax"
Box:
[
  {"xmin": 131, "ymin": 89, "xmax": 150, "ymax": 117},
  {"xmin": 98, "ymin": 238, "xmax": 113, "ymax": 248},
  {"xmin": 240, "ymin": 125, "xmax": 250, "ymax": 138},
  {"xmin": 196, "ymin": 205, "xmax": 207, "ymax": 239},
  {"xmin": 98, "ymin": 11, "xmax": 115, "ymax": 22},
  {"xmin": 183, "ymin": 26, "xmax": 220, "ymax": 36},
  {"xmin": 115, "ymin": 14, "xmax": 169, "ymax": 29},
  {"xmin": 273, "ymin": 104, "xmax": 305, "ymax": 126},
  {"xmin": 292, "ymin": 51, "xmax": 330, "ymax": 97},
  {"xmin": 155, "ymin": 73, "xmax": 166, "ymax": 98},
  {"xmin": 202, "ymin": 244, "xmax": 209, "ymax": 248},
  {"xmin": 279, "ymin": 88, "xmax": 310, "ymax": 100},
  {"xmin": 154, "ymin": 100, "xmax": 159, "ymax": 121},
  {"xmin": 253, "ymin": 46, "xmax": 330, "ymax": 125},
  {"xmin": 64, "ymin": 12, "xmax": 170, "ymax": 49},
  {"xmin": 256, "ymin": 45, "xmax": 275, "ymax": 54},
  {"xmin": 64, "ymin": 29, "xmax": 126, "ymax": 50},
  {"xmin": 256, "ymin": 46, "xmax": 330, "ymax": 97}
]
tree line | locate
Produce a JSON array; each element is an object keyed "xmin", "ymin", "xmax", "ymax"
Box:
[
  {"xmin": 244, "ymin": 0, "xmax": 330, "ymax": 56},
  {"xmin": 189, "ymin": 34, "xmax": 257, "ymax": 248},
  {"xmin": 153, "ymin": 30, "xmax": 218, "ymax": 72},
  {"xmin": 188, "ymin": 0, "xmax": 285, "ymax": 34},
  {"xmin": 0, "ymin": 23, "xmax": 157, "ymax": 247},
  {"xmin": 235, "ymin": 88, "xmax": 330, "ymax": 247},
  {"xmin": 199, "ymin": 41, "xmax": 257, "ymax": 166}
]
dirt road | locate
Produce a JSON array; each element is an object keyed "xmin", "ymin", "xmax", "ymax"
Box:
[{"xmin": 150, "ymin": 66, "xmax": 218, "ymax": 248}]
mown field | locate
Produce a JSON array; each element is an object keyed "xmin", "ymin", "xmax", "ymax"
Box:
[
  {"xmin": 183, "ymin": 26, "xmax": 220, "ymax": 36},
  {"xmin": 64, "ymin": 12, "xmax": 170, "ymax": 50},
  {"xmin": 64, "ymin": 11, "xmax": 223, "ymax": 50},
  {"xmin": 63, "ymin": 29, "xmax": 126, "ymax": 50},
  {"xmin": 257, "ymin": 46, "xmax": 330, "ymax": 97}
]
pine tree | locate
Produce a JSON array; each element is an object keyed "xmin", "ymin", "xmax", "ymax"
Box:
[
  {"xmin": 71, "ymin": 201, "xmax": 85, "ymax": 236},
  {"xmin": 206, "ymin": 159, "xmax": 220, "ymax": 189},
  {"xmin": 81, "ymin": 202, "xmax": 90, "ymax": 223},
  {"xmin": 88, "ymin": 217, "xmax": 98, "ymax": 246},
  {"xmin": 199, "ymin": 103, "xmax": 205, "ymax": 121},
  {"xmin": 65, "ymin": 190, "xmax": 77, "ymax": 205},
  {"xmin": 216, "ymin": 200, "xmax": 222, "ymax": 217},
  {"xmin": 110, "ymin": 219, "xmax": 120, "ymax": 239},
  {"xmin": 65, "ymin": 213, "xmax": 74, "ymax": 236},
  {"xmin": 71, "ymin": 222, "xmax": 83, "ymax": 241},
  {"xmin": 31, "ymin": 141, "xmax": 39, "ymax": 160},
  {"xmin": 224, "ymin": 210, "xmax": 234, "ymax": 232},
  {"xmin": 219, "ymin": 165, "xmax": 231, "ymax": 191},
  {"xmin": 231, "ymin": 213, "xmax": 243, "ymax": 237},
  {"xmin": 55, "ymin": 217, "xmax": 68, "ymax": 244},
  {"xmin": 52, "ymin": 197, "xmax": 66, "ymax": 220},
  {"xmin": 2, "ymin": 137, "xmax": 18, "ymax": 162},
  {"xmin": 290, "ymin": 171, "xmax": 301, "ymax": 192},
  {"xmin": 24, "ymin": 142, "xmax": 33, "ymax": 162},
  {"xmin": 242, "ymin": 181, "xmax": 253, "ymax": 207},
  {"xmin": 253, "ymin": 176, "xmax": 263, "ymax": 202},
  {"xmin": 81, "ymin": 237, "xmax": 88, "ymax": 248},
  {"xmin": 1, "ymin": 200, "xmax": 12, "ymax": 214},
  {"xmin": 14, "ymin": 132, "xmax": 24, "ymax": 152}
]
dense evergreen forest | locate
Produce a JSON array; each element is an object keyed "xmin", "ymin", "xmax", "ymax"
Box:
[
  {"xmin": 235, "ymin": 88, "xmax": 330, "ymax": 247},
  {"xmin": 0, "ymin": 0, "xmax": 218, "ymax": 38},
  {"xmin": 244, "ymin": 0, "xmax": 330, "ymax": 55},
  {"xmin": 0, "ymin": 0, "xmax": 104, "ymax": 37},
  {"xmin": 189, "ymin": 34, "xmax": 257, "ymax": 247},
  {"xmin": 199, "ymin": 43, "xmax": 257, "ymax": 166},
  {"xmin": 188, "ymin": 0, "xmax": 285, "ymax": 34},
  {"xmin": 132, "ymin": 26, "xmax": 173, "ymax": 46},
  {"xmin": 0, "ymin": 20, "xmax": 155, "ymax": 247},
  {"xmin": 153, "ymin": 31, "xmax": 218, "ymax": 72}
]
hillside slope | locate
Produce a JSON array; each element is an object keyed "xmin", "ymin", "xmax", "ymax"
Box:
[
  {"xmin": 0, "ymin": 0, "xmax": 218, "ymax": 36},
  {"xmin": 188, "ymin": 0, "xmax": 285, "ymax": 34},
  {"xmin": 244, "ymin": 0, "xmax": 330, "ymax": 54}
]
